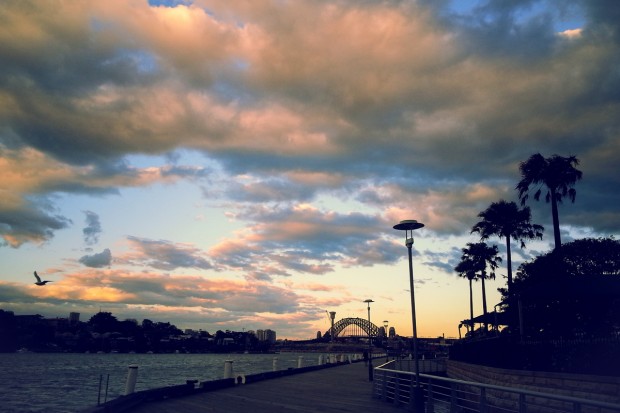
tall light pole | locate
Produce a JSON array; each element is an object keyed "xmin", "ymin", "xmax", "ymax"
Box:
[
  {"xmin": 364, "ymin": 298, "xmax": 374, "ymax": 381},
  {"xmin": 393, "ymin": 219, "xmax": 424, "ymax": 411}
]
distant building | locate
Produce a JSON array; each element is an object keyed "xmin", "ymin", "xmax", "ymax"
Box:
[
  {"xmin": 389, "ymin": 327, "xmax": 396, "ymax": 338},
  {"xmin": 256, "ymin": 329, "xmax": 277, "ymax": 343},
  {"xmin": 69, "ymin": 312, "xmax": 80, "ymax": 324},
  {"xmin": 45, "ymin": 317, "xmax": 69, "ymax": 329}
]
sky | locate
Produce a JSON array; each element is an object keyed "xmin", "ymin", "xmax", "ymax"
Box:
[{"xmin": 1, "ymin": 0, "xmax": 619, "ymax": 340}]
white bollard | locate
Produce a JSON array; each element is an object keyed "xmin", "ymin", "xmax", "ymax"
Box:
[
  {"xmin": 318, "ymin": 354, "xmax": 323, "ymax": 365},
  {"xmin": 339, "ymin": 354, "xmax": 345, "ymax": 362},
  {"xmin": 224, "ymin": 360, "xmax": 234, "ymax": 379},
  {"xmin": 347, "ymin": 354, "xmax": 352, "ymax": 363},
  {"xmin": 272, "ymin": 357, "xmax": 278, "ymax": 371},
  {"xmin": 124, "ymin": 365, "xmax": 139, "ymax": 395},
  {"xmin": 297, "ymin": 355, "xmax": 303, "ymax": 368}
]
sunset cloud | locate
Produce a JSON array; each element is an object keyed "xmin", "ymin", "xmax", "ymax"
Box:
[{"xmin": 0, "ymin": 0, "xmax": 618, "ymax": 338}]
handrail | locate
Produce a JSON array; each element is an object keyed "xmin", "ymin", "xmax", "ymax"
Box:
[{"xmin": 374, "ymin": 362, "xmax": 620, "ymax": 413}]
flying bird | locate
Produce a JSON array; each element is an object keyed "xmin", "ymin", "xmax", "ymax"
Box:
[{"xmin": 33, "ymin": 271, "xmax": 52, "ymax": 286}]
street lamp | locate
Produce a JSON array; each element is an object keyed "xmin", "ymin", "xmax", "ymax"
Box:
[
  {"xmin": 393, "ymin": 219, "xmax": 424, "ymax": 411},
  {"xmin": 364, "ymin": 298, "xmax": 374, "ymax": 381}
]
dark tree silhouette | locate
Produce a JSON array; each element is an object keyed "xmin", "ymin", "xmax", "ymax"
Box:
[
  {"xmin": 454, "ymin": 242, "xmax": 502, "ymax": 328},
  {"xmin": 455, "ymin": 257, "xmax": 477, "ymax": 331},
  {"xmin": 504, "ymin": 238, "xmax": 620, "ymax": 339},
  {"xmin": 516, "ymin": 153, "xmax": 582, "ymax": 250},
  {"xmin": 88, "ymin": 312, "xmax": 120, "ymax": 334},
  {"xmin": 455, "ymin": 242, "xmax": 502, "ymax": 331},
  {"xmin": 472, "ymin": 200, "xmax": 544, "ymax": 292}
]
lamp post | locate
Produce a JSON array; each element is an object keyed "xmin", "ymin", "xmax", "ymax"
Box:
[
  {"xmin": 393, "ymin": 219, "xmax": 424, "ymax": 412},
  {"xmin": 364, "ymin": 298, "xmax": 374, "ymax": 381}
]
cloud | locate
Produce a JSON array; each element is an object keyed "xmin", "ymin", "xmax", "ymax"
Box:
[
  {"xmin": 0, "ymin": 145, "xmax": 210, "ymax": 246},
  {"xmin": 0, "ymin": 197, "xmax": 72, "ymax": 247},
  {"xmin": 79, "ymin": 248, "xmax": 112, "ymax": 268},
  {"xmin": 1, "ymin": 0, "xmax": 619, "ymax": 245},
  {"xmin": 121, "ymin": 236, "xmax": 213, "ymax": 271},
  {"xmin": 209, "ymin": 203, "xmax": 406, "ymax": 280},
  {"xmin": 82, "ymin": 211, "xmax": 102, "ymax": 246},
  {"xmin": 1, "ymin": 0, "xmax": 619, "ymax": 338},
  {"xmin": 0, "ymin": 268, "xmax": 339, "ymax": 332}
]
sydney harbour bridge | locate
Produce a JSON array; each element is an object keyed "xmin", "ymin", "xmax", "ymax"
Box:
[{"xmin": 322, "ymin": 317, "xmax": 386, "ymax": 340}]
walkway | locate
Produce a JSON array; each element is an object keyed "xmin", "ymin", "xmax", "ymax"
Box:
[{"xmin": 127, "ymin": 362, "xmax": 404, "ymax": 413}]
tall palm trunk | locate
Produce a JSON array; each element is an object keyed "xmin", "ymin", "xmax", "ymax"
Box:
[
  {"xmin": 505, "ymin": 235, "xmax": 513, "ymax": 292},
  {"xmin": 550, "ymin": 189, "xmax": 561, "ymax": 250},
  {"xmin": 481, "ymin": 275, "xmax": 488, "ymax": 331},
  {"xmin": 468, "ymin": 278, "xmax": 474, "ymax": 332}
]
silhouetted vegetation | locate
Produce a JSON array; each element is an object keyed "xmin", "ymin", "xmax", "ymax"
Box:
[
  {"xmin": 453, "ymin": 154, "xmax": 620, "ymax": 375},
  {"xmin": 503, "ymin": 237, "xmax": 620, "ymax": 339},
  {"xmin": 471, "ymin": 200, "xmax": 543, "ymax": 291},
  {"xmin": 0, "ymin": 310, "xmax": 274, "ymax": 354},
  {"xmin": 516, "ymin": 153, "xmax": 582, "ymax": 250}
]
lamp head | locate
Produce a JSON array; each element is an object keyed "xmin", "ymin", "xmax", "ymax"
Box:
[{"xmin": 393, "ymin": 220, "xmax": 424, "ymax": 231}]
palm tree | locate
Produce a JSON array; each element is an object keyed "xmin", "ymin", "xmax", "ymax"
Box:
[
  {"xmin": 454, "ymin": 256, "xmax": 477, "ymax": 332},
  {"xmin": 455, "ymin": 242, "xmax": 502, "ymax": 332},
  {"xmin": 516, "ymin": 153, "xmax": 582, "ymax": 250},
  {"xmin": 471, "ymin": 200, "xmax": 544, "ymax": 292}
]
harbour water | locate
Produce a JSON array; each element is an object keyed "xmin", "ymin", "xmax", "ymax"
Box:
[{"xmin": 0, "ymin": 352, "xmax": 320, "ymax": 413}]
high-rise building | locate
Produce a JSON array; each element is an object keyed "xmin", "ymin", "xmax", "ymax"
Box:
[
  {"xmin": 256, "ymin": 329, "xmax": 277, "ymax": 343},
  {"xmin": 69, "ymin": 312, "xmax": 80, "ymax": 324}
]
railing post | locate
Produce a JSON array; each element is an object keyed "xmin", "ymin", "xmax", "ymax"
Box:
[
  {"xmin": 394, "ymin": 373, "xmax": 400, "ymax": 406},
  {"xmin": 381, "ymin": 370, "xmax": 388, "ymax": 401},
  {"xmin": 450, "ymin": 383, "xmax": 459, "ymax": 413},
  {"xmin": 426, "ymin": 378, "xmax": 435, "ymax": 413},
  {"xmin": 519, "ymin": 393, "xmax": 527, "ymax": 413},
  {"xmin": 573, "ymin": 402, "xmax": 581, "ymax": 413},
  {"xmin": 480, "ymin": 387, "xmax": 487, "ymax": 413}
]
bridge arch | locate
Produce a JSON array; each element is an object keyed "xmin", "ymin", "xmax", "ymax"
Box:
[{"xmin": 328, "ymin": 317, "xmax": 379, "ymax": 338}]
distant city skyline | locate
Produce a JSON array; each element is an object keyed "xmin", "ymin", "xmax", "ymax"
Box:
[{"xmin": 1, "ymin": 1, "xmax": 619, "ymax": 340}]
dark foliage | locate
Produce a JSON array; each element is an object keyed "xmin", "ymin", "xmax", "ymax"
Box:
[{"xmin": 501, "ymin": 237, "xmax": 620, "ymax": 339}]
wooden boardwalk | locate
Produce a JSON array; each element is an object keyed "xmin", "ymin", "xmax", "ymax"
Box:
[{"xmin": 127, "ymin": 362, "xmax": 406, "ymax": 413}]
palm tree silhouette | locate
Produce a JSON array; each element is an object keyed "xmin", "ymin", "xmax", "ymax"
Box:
[
  {"xmin": 471, "ymin": 200, "xmax": 544, "ymax": 292},
  {"xmin": 516, "ymin": 154, "xmax": 582, "ymax": 250},
  {"xmin": 455, "ymin": 242, "xmax": 502, "ymax": 333},
  {"xmin": 455, "ymin": 256, "xmax": 477, "ymax": 334}
]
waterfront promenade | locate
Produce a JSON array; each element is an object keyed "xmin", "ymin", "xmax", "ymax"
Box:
[{"xmin": 126, "ymin": 361, "xmax": 403, "ymax": 413}]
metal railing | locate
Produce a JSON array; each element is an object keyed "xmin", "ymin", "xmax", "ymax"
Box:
[{"xmin": 373, "ymin": 361, "xmax": 620, "ymax": 413}]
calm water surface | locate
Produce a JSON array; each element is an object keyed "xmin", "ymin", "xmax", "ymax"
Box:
[{"xmin": 0, "ymin": 352, "xmax": 320, "ymax": 413}]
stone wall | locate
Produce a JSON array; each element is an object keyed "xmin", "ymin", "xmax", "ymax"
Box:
[{"xmin": 447, "ymin": 360, "xmax": 620, "ymax": 408}]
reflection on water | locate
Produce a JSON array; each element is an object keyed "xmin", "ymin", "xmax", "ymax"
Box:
[{"xmin": 0, "ymin": 352, "xmax": 317, "ymax": 413}]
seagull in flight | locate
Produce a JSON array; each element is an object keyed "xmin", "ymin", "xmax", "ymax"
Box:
[{"xmin": 33, "ymin": 271, "xmax": 52, "ymax": 286}]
